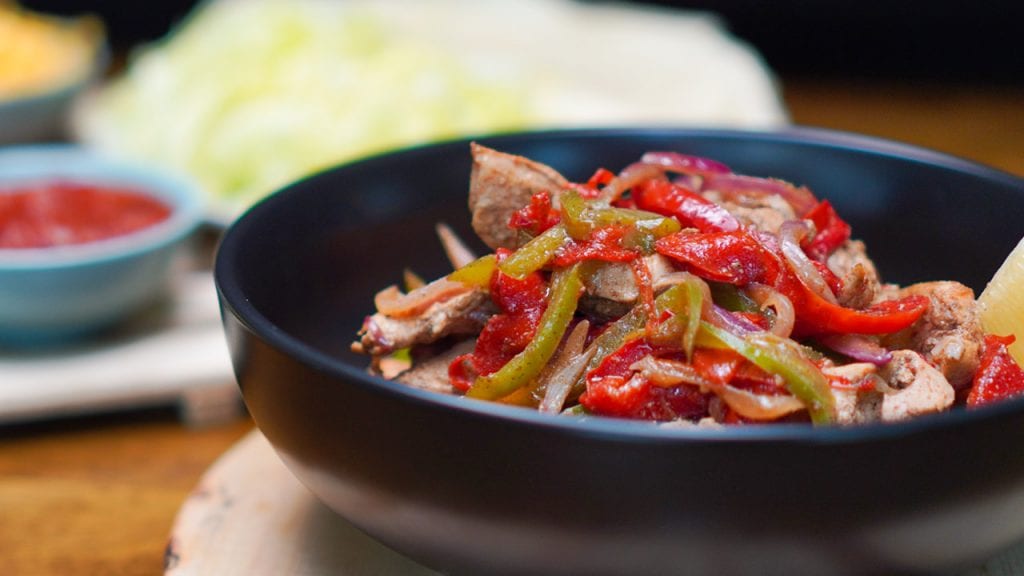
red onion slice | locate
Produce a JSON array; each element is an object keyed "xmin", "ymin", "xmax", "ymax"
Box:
[
  {"xmin": 819, "ymin": 334, "xmax": 893, "ymax": 366},
  {"xmin": 705, "ymin": 303, "xmax": 762, "ymax": 335},
  {"xmin": 779, "ymin": 220, "xmax": 838, "ymax": 304},
  {"xmin": 703, "ymin": 174, "xmax": 818, "ymax": 216},
  {"xmin": 746, "ymin": 283, "xmax": 795, "ymax": 338},
  {"xmin": 641, "ymin": 152, "xmax": 732, "ymax": 177},
  {"xmin": 715, "ymin": 383, "xmax": 806, "ymax": 420},
  {"xmin": 631, "ymin": 355, "xmax": 715, "ymax": 388},
  {"xmin": 601, "ymin": 162, "xmax": 666, "ymax": 202}
]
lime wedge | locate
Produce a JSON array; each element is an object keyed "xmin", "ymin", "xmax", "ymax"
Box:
[{"xmin": 979, "ymin": 235, "xmax": 1024, "ymax": 363}]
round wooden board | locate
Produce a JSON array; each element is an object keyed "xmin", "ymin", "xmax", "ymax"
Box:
[
  {"xmin": 166, "ymin": 430, "xmax": 1024, "ymax": 576},
  {"xmin": 164, "ymin": 430, "xmax": 438, "ymax": 575}
]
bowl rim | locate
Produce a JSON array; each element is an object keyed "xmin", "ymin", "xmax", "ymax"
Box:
[
  {"xmin": 0, "ymin": 143, "xmax": 204, "ymax": 269},
  {"xmin": 216, "ymin": 125, "xmax": 1024, "ymax": 444}
]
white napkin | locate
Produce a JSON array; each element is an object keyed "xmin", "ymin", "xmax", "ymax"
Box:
[{"xmin": 0, "ymin": 271, "xmax": 240, "ymax": 426}]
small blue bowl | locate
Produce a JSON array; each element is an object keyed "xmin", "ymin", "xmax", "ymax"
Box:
[{"xmin": 0, "ymin": 145, "xmax": 203, "ymax": 344}]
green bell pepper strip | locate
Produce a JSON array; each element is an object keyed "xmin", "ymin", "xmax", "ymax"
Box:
[
  {"xmin": 561, "ymin": 189, "xmax": 681, "ymax": 244},
  {"xmin": 648, "ymin": 280, "xmax": 704, "ymax": 359},
  {"xmin": 581, "ymin": 305, "xmax": 648, "ymax": 375},
  {"xmin": 709, "ymin": 282, "xmax": 759, "ymax": 313},
  {"xmin": 447, "ymin": 254, "xmax": 497, "ymax": 289},
  {"xmin": 467, "ymin": 264, "xmax": 585, "ymax": 400},
  {"xmin": 498, "ymin": 225, "xmax": 569, "ymax": 280},
  {"xmin": 699, "ymin": 322, "xmax": 835, "ymax": 425},
  {"xmin": 558, "ymin": 190, "xmax": 593, "ymax": 240}
]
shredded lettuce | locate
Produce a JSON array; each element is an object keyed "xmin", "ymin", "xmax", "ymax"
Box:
[
  {"xmin": 76, "ymin": 0, "xmax": 787, "ymax": 220},
  {"xmin": 79, "ymin": 0, "xmax": 530, "ymax": 216}
]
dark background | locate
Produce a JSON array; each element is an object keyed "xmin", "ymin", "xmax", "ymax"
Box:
[{"xmin": 22, "ymin": 0, "xmax": 1024, "ymax": 84}]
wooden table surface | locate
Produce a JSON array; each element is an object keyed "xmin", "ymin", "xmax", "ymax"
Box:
[{"xmin": 1, "ymin": 80, "xmax": 1022, "ymax": 576}]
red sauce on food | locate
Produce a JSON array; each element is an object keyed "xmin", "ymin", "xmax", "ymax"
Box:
[{"xmin": 0, "ymin": 181, "xmax": 172, "ymax": 249}]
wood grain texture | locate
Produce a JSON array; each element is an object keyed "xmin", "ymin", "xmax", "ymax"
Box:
[
  {"xmin": 0, "ymin": 411, "xmax": 252, "ymax": 576},
  {"xmin": 0, "ymin": 80, "xmax": 1020, "ymax": 576},
  {"xmin": 164, "ymin": 431, "xmax": 437, "ymax": 576}
]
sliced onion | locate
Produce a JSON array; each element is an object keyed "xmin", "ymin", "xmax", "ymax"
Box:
[
  {"xmin": 436, "ymin": 222, "xmax": 477, "ymax": 269},
  {"xmin": 746, "ymin": 283, "xmax": 795, "ymax": 338},
  {"xmin": 539, "ymin": 321, "xmax": 593, "ymax": 414},
  {"xmin": 703, "ymin": 174, "xmax": 818, "ymax": 216},
  {"xmin": 705, "ymin": 303, "xmax": 761, "ymax": 335},
  {"xmin": 631, "ymin": 356, "xmax": 804, "ymax": 420},
  {"xmin": 600, "ymin": 161, "xmax": 666, "ymax": 202},
  {"xmin": 819, "ymin": 334, "xmax": 893, "ymax": 366},
  {"xmin": 779, "ymin": 220, "xmax": 838, "ymax": 304},
  {"xmin": 641, "ymin": 151, "xmax": 732, "ymax": 177},
  {"xmin": 714, "ymin": 383, "xmax": 806, "ymax": 420},
  {"xmin": 403, "ymin": 268, "xmax": 426, "ymax": 291},
  {"xmin": 374, "ymin": 277, "xmax": 472, "ymax": 318},
  {"xmin": 657, "ymin": 271, "xmax": 713, "ymax": 310},
  {"xmin": 631, "ymin": 356, "xmax": 715, "ymax": 388},
  {"xmin": 671, "ymin": 174, "xmax": 703, "ymax": 191}
]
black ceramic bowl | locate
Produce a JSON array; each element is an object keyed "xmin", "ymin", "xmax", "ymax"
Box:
[{"xmin": 215, "ymin": 127, "xmax": 1024, "ymax": 576}]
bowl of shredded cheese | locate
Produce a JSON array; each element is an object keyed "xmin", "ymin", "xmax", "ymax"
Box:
[{"xmin": 0, "ymin": 3, "xmax": 105, "ymax": 144}]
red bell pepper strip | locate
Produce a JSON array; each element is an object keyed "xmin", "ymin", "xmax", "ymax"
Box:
[
  {"xmin": 967, "ymin": 334, "xmax": 1024, "ymax": 408},
  {"xmin": 579, "ymin": 339, "xmax": 709, "ymax": 421},
  {"xmin": 803, "ymin": 200, "xmax": 851, "ymax": 261},
  {"xmin": 467, "ymin": 264, "xmax": 585, "ymax": 400},
  {"xmin": 656, "ymin": 227, "xmax": 927, "ymax": 336},
  {"xmin": 584, "ymin": 167, "xmax": 615, "ymax": 195},
  {"xmin": 655, "ymin": 229, "xmax": 782, "ymax": 285},
  {"xmin": 633, "ymin": 179, "xmax": 740, "ymax": 232},
  {"xmin": 779, "ymin": 270, "xmax": 929, "ymax": 336},
  {"xmin": 449, "ymin": 251, "xmax": 548, "ymax": 391},
  {"xmin": 551, "ymin": 225, "xmax": 638, "ymax": 267},
  {"xmin": 508, "ymin": 191, "xmax": 560, "ymax": 236}
]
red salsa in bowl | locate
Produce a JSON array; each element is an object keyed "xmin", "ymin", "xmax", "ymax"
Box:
[
  {"xmin": 0, "ymin": 181, "xmax": 172, "ymax": 249},
  {"xmin": 0, "ymin": 145, "xmax": 203, "ymax": 343}
]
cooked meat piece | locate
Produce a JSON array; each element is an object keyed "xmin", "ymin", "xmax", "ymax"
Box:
[
  {"xmin": 394, "ymin": 339, "xmax": 477, "ymax": 395},
  {"xmin": 585, "ymin": 262, "xmax": 640, "ymax": 304},
  {"xmin": 701, "ymin": 190, "xmax": 796, "ymax": 235},
  {"xmin": 827, "ymin": 240, "xmax": 881, "ymax": 309},
  {"xmin": 878, "ymin": 350, "xmax": 955, "ymax": 421},
  {"xmin": 823, "ymin": 362, "xmax": 883, "ymax": 425},
  {"xmin": 468, "ymin": 143, "xmax": 570, "ymax": 250},
  {"xmin": 355, "ymin": 290, "xmax": 495, "ymax": 355},
  {"xmin": 882, "ymin": 281, "xmax": 983, "ymax": 389},
  {"xmin": 584, "ymin": 254, "xmax": 676, "ymax": 303},
  {"xmin": 579, "ymin": 254, "xmax": 678, "ymax": 319}
]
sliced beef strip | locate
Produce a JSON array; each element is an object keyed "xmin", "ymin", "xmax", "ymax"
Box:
[
  {"xmin": 579, "ymin": 254, "xmax": 679, "ymax": 319},
  {"xmin": 881, "ymin": 281, "xmax": 983, "ymax": 389},
  {"xmin": 358, "ymin": 255, "xmax": 676, "ymax": 355},
  {"xmin": 584, "ymin": 254, "xmax": 676, "ymax": 302},
  {"xmin": 394, "ymin": 339, "xmax": 477, "ymax": 395},
  {"xmin": 355, "ymin": 290, "xmax": 495, "ymax": 356},
  {"xmin": 468, "ymin": 143, "xmax": 570, "ymax": 250}
]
